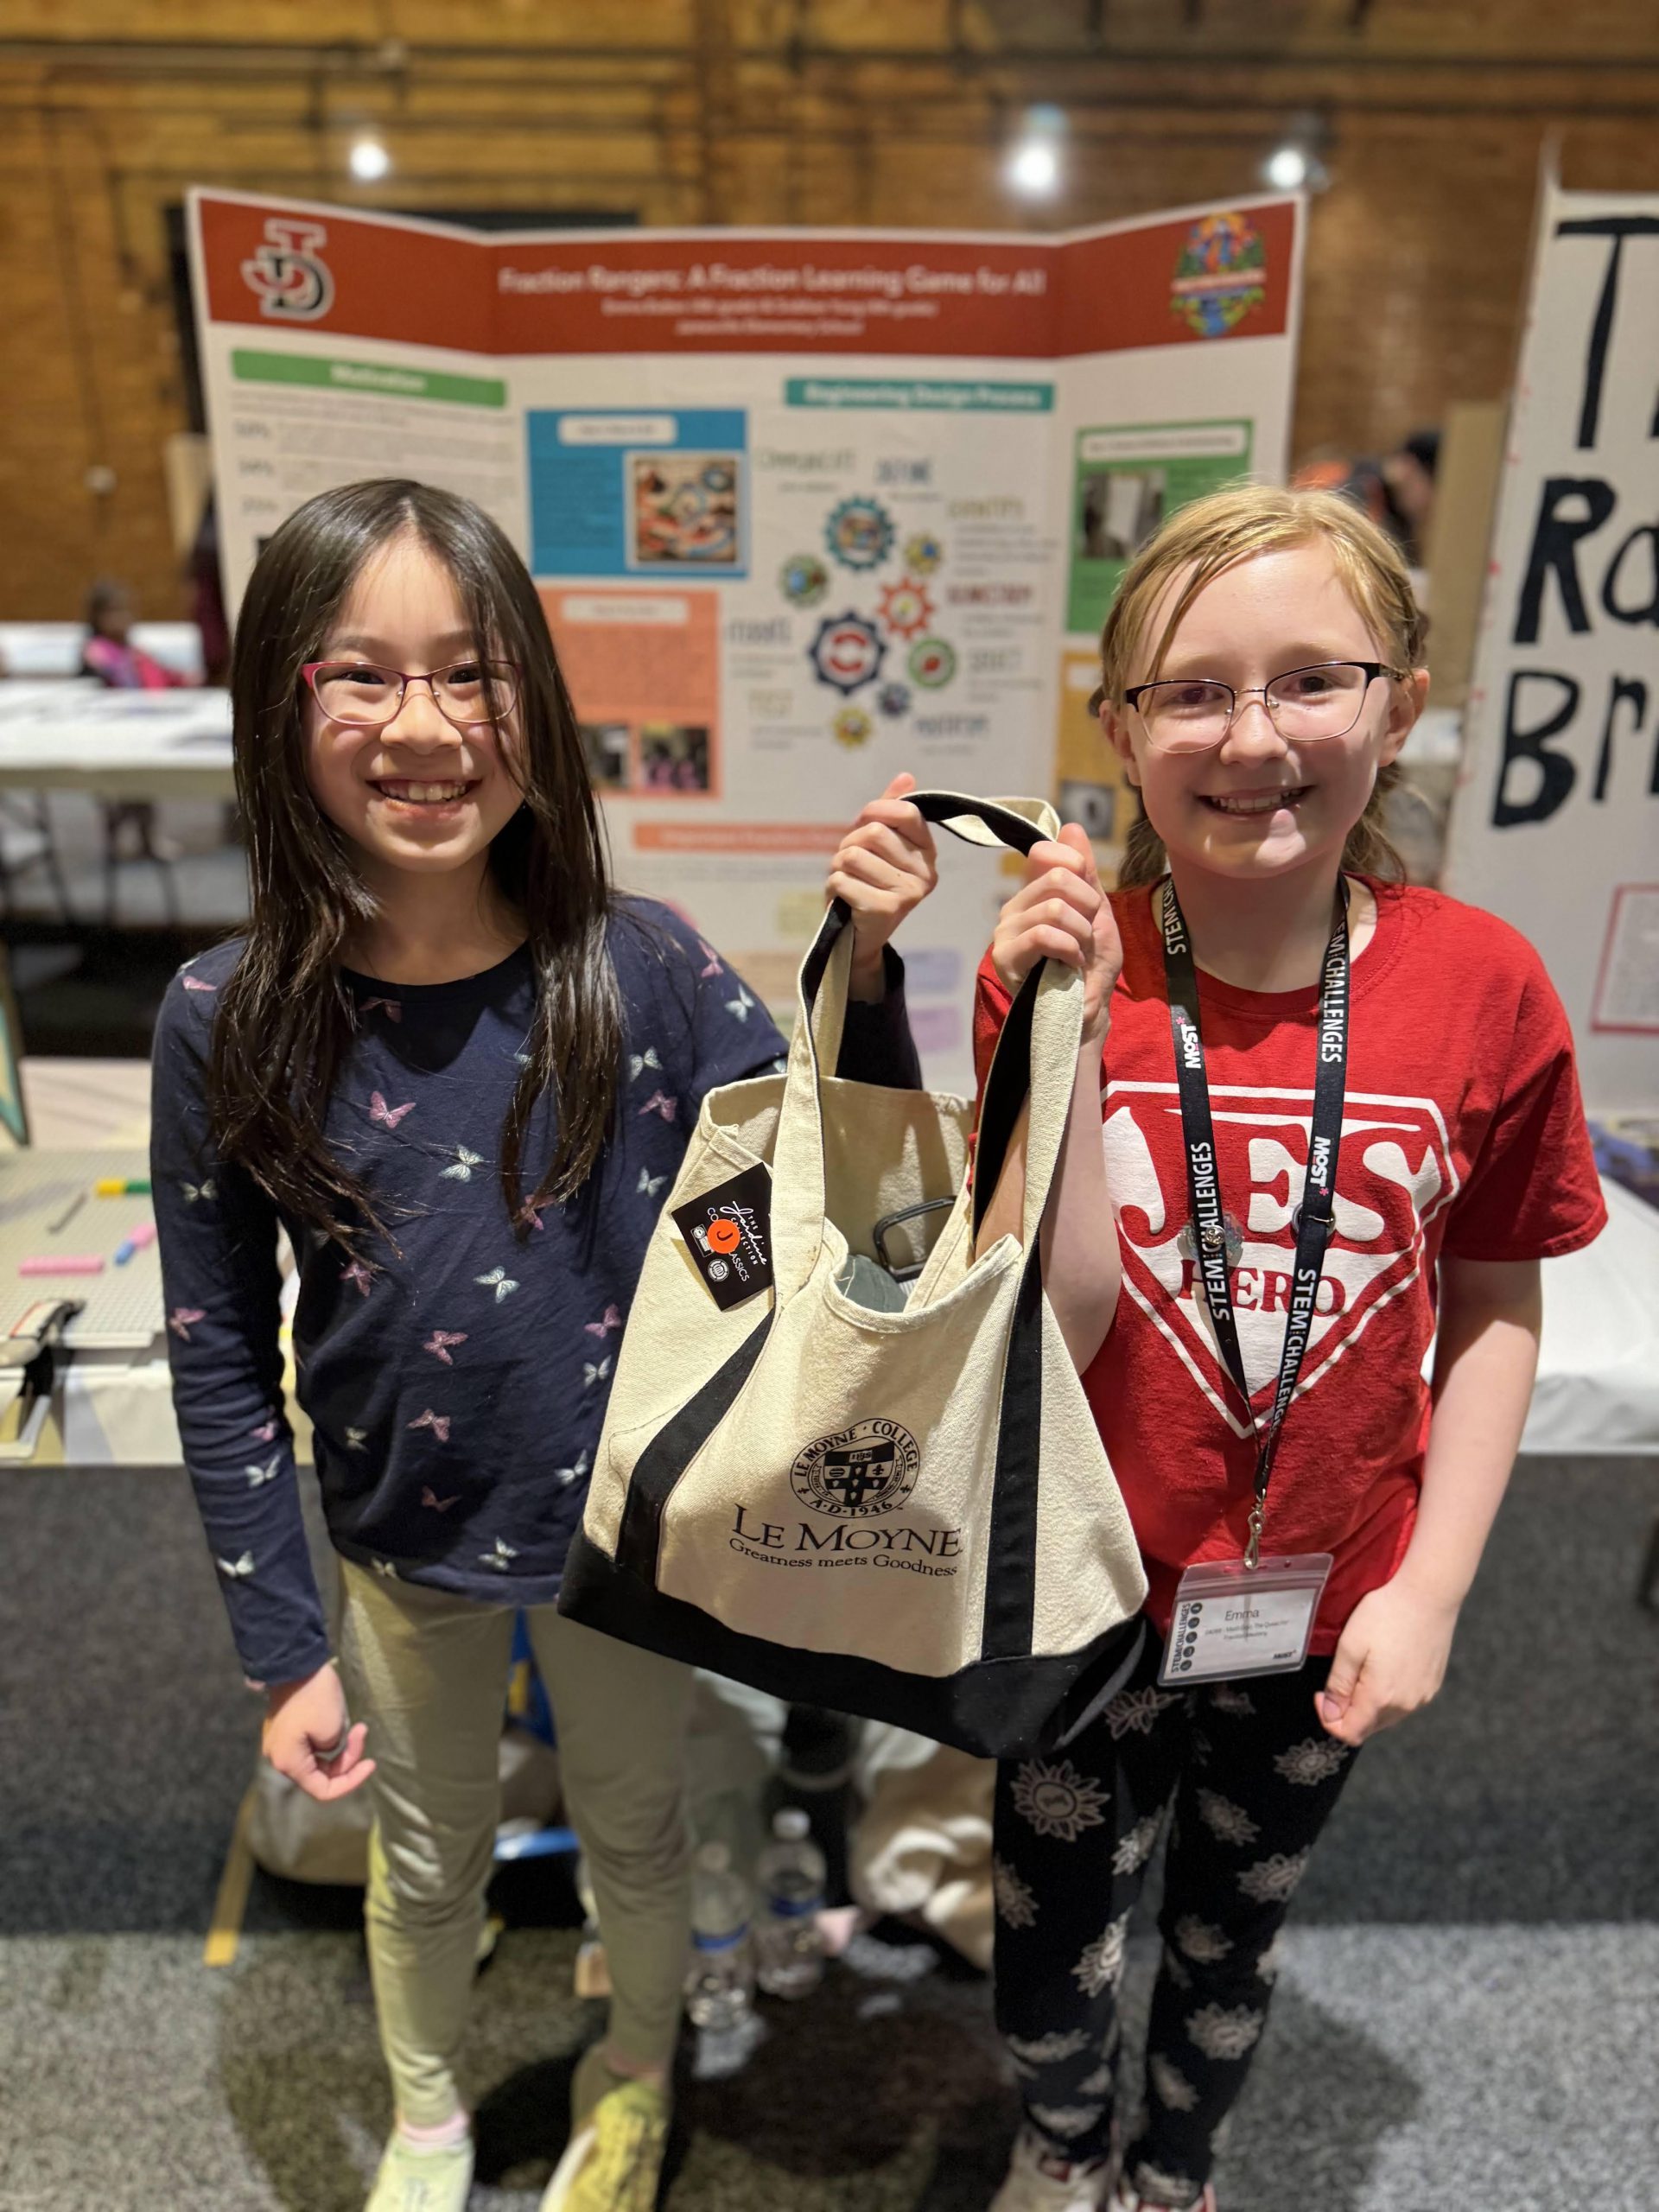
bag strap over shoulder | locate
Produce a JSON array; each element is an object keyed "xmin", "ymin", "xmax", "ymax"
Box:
[{"xmin": 771, "ymin": 789, "xmax": 1081, "ymax": 1302}]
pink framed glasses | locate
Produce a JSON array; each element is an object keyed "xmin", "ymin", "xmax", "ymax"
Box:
[{"xmin": 301, "ymin": 658, "xmax": 520, "ymax": 729}]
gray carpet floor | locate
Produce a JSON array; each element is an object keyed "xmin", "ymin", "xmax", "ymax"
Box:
[{"xmin": 3, "ymin": 1456, "xmax": 1657, "ymax": 2211}]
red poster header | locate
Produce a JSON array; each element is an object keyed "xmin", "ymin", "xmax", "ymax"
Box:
[{"xmin": 195, "ymin": 192, "xmax": 1297, "ymax": 360}]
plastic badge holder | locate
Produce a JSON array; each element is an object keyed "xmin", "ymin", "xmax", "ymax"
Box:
[{"xmin": 1160, "ymin": 1552, "xmax": 1334, "ymax": 1686}]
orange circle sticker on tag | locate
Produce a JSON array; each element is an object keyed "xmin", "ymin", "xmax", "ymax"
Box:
[{"xmin": 706, "ymin": 1217, "xmax": 741, "ymax": 1255}]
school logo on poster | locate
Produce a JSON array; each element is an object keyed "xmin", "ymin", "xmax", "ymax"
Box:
[
  {"xmin": 1170, "ymin": 213, "xmax": 1267, "ymax": 339},
  {"xmin": 791, "ymin": 1419, "xmax": 920, "ymax": 1518},
  {"xmin": 1103, "ymin": 1082, "xmax": 1459, "ymax": 1429},
  {"xmin": 241, "ymin": 219, "xmax": 335, "ymax": 322}
]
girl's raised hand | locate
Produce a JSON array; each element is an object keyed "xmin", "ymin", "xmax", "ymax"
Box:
[
  {"xmin": 991, "ymin": 824, "xmax": 1122, "ymax": 1045},
  {"xmin": 263, "ymin": 1661, "xmax": 377, "ymax": 1802},
  {"xmin": 827, "ymin": 772, "xmax": 939, "ymax": 998}
]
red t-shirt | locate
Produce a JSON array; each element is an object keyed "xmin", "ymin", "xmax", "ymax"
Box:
[{"xmin": 973, "ymin": 880, "xmax": 1606, "ymax": 1651}]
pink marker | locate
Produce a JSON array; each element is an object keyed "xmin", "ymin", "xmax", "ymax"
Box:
[{"xmin": 21, "ymin": 1255, "xmax": 105, "ymax": 1276}]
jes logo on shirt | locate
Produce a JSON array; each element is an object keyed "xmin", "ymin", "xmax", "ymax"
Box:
[{"xmin": 1105, "ymin": 1081, "xmax": 1459, "ymax": 1420}]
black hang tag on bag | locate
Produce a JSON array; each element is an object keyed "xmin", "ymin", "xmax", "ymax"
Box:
[{"xmin": 671, "ymin": 1163, "xmax": 775, "ymax": 1309}]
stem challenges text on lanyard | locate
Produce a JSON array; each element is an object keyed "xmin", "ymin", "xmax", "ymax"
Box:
[{"xmin": 1159, "ymin": 876, "xmax": 1351, "ymax": 1569}]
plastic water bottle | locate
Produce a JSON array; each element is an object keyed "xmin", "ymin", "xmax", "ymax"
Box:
[
  {"xmin": 685, "ymin": 1840, "xmax": 754, "ymax": 2031},
  {"xmin": 755, "ymin": 1807, "xmax": 827, "ymax": 1999}
]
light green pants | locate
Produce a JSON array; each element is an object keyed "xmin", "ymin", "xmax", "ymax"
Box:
[{"xmin": 338, "ymin": 1559, "xmax": 693, "ymax": 2129}]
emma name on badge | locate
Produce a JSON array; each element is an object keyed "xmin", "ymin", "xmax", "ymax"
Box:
[{"xmin": 1160, "ymin": 1554, "xmax": 1334, "ymax": 1686}]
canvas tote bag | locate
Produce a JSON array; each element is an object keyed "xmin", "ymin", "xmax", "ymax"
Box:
[{"xmin": 559, "ymin": 791, "xmax": 1147, "ymax": 1758}]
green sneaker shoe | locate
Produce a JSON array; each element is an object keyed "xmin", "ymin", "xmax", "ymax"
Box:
[
  {"xmin": 365, "ymin": 2130, "xmax": 474, "ymax": 2212},
  {"xmin": 541, "ymin": 2075, "xmax": 669, "ymax": 2212}
]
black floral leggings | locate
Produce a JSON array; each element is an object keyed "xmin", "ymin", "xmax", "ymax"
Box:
[{"xmin": 993, "ymin": 1630, "xmax": 1360, "ymax": 2209}]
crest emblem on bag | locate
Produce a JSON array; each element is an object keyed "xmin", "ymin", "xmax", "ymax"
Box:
[{"xmin": 791, "ymin": 1418, "xmax": 920, "ymax": 1519}]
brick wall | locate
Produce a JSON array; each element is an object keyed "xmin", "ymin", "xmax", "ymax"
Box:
[{"xmin": 3, "ymin": 0, "xmax": 1656, "ymax": 616}]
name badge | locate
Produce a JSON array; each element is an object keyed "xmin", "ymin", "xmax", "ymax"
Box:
[{"xmin": 1159, "ymin": 1553, "xmax": 1333, "ymax": 1686}]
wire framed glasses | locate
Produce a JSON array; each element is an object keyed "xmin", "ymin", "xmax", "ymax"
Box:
[{"xmin": 1122, "ymin": 661, "xmax": 1404, "ymax": 753}]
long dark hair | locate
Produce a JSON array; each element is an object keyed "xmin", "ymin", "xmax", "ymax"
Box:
[{"xmin": 211, "ymin": 479, "xmax": 621, "ymax": 1251}]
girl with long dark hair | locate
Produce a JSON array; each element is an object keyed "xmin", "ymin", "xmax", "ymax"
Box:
[{"xmin": 153, "ymin": 480, "xmax": 906, "ymax": 2211}]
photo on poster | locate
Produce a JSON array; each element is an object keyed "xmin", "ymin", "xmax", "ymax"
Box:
[
  {"xmin": 628, "ymin": 453, "xmax": 742, "ymax": 571},
  {"xmin": 1077, "ymin": 469, "xmax": 1166, "ymax": 565},
  {"xmin": 639, "ymin": 723, "xmax": 712, "ymax": 793},
  {"xmin": 1067, "ymin": 420, "xmax": 1252, "ymax": 636},
  {"xmin": 1058, "ymin": 778, "xmax": 1118, "ymax": 844},
  {"xmin": 581, "ymin": 721, "xmax": 631, "ymax": 791}
]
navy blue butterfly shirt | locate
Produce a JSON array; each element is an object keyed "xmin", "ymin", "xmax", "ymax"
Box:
[{"xmin": 151, "ymin": 901, "xmax": 920, "ymax": 1690}]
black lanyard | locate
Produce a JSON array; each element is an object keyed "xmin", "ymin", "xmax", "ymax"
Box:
[{"xmin": 1159, "ymin": 875, "xmax": 1351, "ymax": 1569}]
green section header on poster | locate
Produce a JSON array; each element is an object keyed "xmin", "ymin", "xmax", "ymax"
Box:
[
  {"xmin": 232, "ymin": 351, "xmax": 507, "ymax": 408},
  {"xmin": 785, "ymin": 376, "xmax": 1053, "ymax": 412}
]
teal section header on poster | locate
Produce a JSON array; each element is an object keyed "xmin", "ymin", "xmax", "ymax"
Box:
[{"xmin": 785, "ymin": 377, "xmax": 1053, "ymax": 411}]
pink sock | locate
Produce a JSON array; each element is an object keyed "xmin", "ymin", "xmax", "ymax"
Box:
[{"xmin": 398, "ymin": 2111, "xmax": 470, "ymax": 2150}]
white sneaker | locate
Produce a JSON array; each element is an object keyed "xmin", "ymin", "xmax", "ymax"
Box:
[
  {"xmin": 1108, "ymin": 2177, "xmax": 1217, "ymax": 2212},
  {"xmin": 990, "ymin": 2125, "xmax": 1116, "ymax": 2211}
]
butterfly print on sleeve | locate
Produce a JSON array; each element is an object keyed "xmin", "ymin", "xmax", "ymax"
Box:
[
  {"xmin": 181, "ymin": 1178, "xmax": 217, "ymax": 1203},
  {"xmin": 168, "ymin": 1306, "xmax": 206, "ymax": 1341},
  {"xmin": 423, "ymin": 1330, "xmax": 467, "ymax": 1365},
  {"xmin": 421, "ymin": 1486, "xmax": 461, "ymax": 1512},
  {"xmin": 340, "ymin": 1260, "xmax": 374, "ymax": 1298},
  {"xmin": 440, "ymin": 1147, "xmax": 483, "ymax": 1182},
  {"xmin": 583, "ymin": 1356, "xmax": 612, "ymax": 1389},
  {"xmin": 251, "ymin": 1416, "xmax": 278, "ymax": 1443},
  {"xmin": 182, "ymin": 976, "xmax": 218, "ymax": 995},
  {"xmin": 479, "ymin": 1536, "xmax": 518, "ymax": 1573},
  {"xmin": 369, "ymin": 1092, "xmax": 416, "ymax": 1131},
  {"xmin": 697, "ymin": 940, "xmax": 723, "ymax": 980},
  {"xmin": 217, "ymin": 1550, "xmax": 254, "ymax": 1578},
  {"xmin": 638, "ymin": 1168, "xmax": 666, "ymax": 1198},
  {"xmin": 584, "ymin": 1305, "xmax": 622, "ymax": 1338},
  {"xmin": 556, "ymin": 1449, "xmax": 590, "ymax": 1487},
  {"xmin": 245, "ymin": 1455, "xmax": 281, "ymax": 1487},
  {"xmin": 726, "ymin": 986, "xmax": 755, "ymax": 1022},
  {"xmin": 474, "ymin": 1267, "xmax": 519, "ymax": 1303},
  {"xmin": 630, "ymin": 1046, "xmax": 662, "ymax": 1082},
  {"xmin": 637, "ymin": 1092, "xmax": 677, "ymax": 1123},
  {"xmin": 518, "ymin": 1202, "xmax": 545, "ymax": 1232},
  {"xmin": 407, "ymin": 1408, "xmax": 452, "ymax": 1442},
  {"xmin": 345, "ymin": 1427, "xmax": 368, "ymax": 1451}
]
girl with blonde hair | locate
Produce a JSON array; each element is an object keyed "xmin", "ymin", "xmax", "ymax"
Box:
[{"xmin": 829, "ymin": 484, "xmax": 1604, "ymax": 2211}]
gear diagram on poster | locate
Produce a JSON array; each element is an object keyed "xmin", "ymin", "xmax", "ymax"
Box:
[
  {"xmin": 825, "ymin": 496, "xmax": 894, "ymax": 571},
  {"xmin": 876, "ymin": 682, "xmax": 911, "ymax": 719},
  {"xmin": 908, "ymin": 637, "xmax": 957, "ymax": 689},
  {"xmin": 832, "ymin": 706, "xmax": 874, "ymax": 748},
  {"xmin": 809, "ymin": 611, "xmax": 886, "ymax": 696},
  {"xmin": 878, "ymin": 578, "xmax": 934, "ymax": 641},
  {"xmin": 779, "ymin": 552, "xmax": 830, "ymax": 607},
  {"xmin": 903, "ymin": 531, "xmax": 944, "ymax": 576}
]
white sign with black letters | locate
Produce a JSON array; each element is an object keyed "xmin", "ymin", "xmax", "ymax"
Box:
[{"xmin": 1446, "ymin": 182, "xmax": 1659, "ymax": 1113}]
